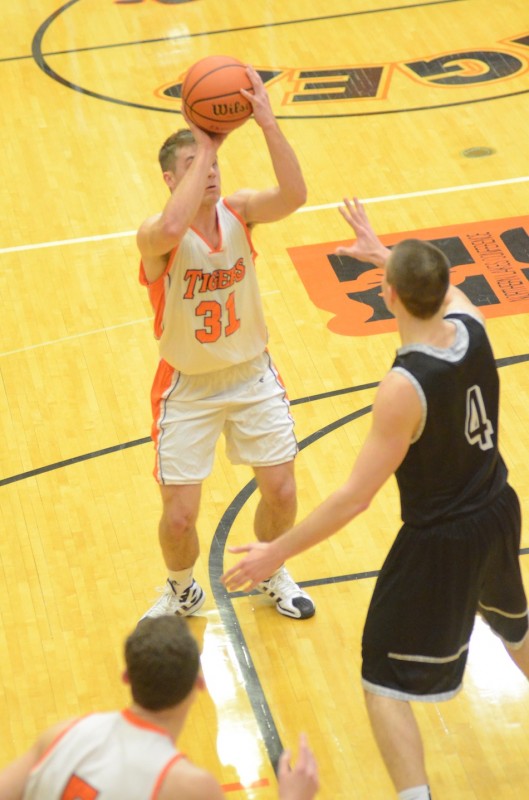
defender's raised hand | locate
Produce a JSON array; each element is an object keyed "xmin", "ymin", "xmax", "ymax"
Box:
[{"xmin": 336, "ymin": 197, "xmax": 391, "ymax": 268}]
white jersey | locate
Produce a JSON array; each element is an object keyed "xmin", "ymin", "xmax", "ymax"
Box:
[
  {"xmin": 140, "ymin": 198, "xmax": 268, "ymax": 375},
  {"xmin": 23, "ymin": 710, "xmax": 183, "ymax": 800}
]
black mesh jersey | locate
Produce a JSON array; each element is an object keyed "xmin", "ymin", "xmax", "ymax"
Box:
[{"xmin": 392, "ymin": 312, "xmax": 507, "ymax": 527}]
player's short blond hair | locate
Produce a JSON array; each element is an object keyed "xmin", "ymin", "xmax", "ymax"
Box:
[{"xmin": 158, "ymin": 129, "xmax": 195, "ymax": 172}]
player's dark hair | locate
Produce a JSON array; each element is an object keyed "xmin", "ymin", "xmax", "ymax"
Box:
[
  {"xmin": 125, "ymin": 616, "xmax": 200, "ymax": 711},
  {"xmin": 158, "ymin": 129, "xmax": 195, "ymax": 172},
  {"xmin": 386, "ymin": 239, "xmax": 450, "ymax": 319}
]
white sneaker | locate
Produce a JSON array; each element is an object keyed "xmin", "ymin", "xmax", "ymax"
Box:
[
  {"xmin": 256, "ymin": 566, "xmax": 315, "ymax": 619},
  {"xmin": 140, "ymin": 579, "xmax": 205, "ymax": 620}
]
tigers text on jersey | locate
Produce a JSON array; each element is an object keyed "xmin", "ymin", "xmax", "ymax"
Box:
[
  {"xmin": 392, "ymin": 312, "xmax": 507, "ymax": 527},
  {"xmin": 140, "ymin": 198, "xmax": 268, "ymax": 375},
  {"xmin": 23, "ymin": 710, "xmax": 183, "ymax": 800}
]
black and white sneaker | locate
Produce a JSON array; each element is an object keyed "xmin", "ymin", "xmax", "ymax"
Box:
[
  {"xmin": 140, "ymin": 579, "xmax": 205, "ymax": 620},
  {"xmin": 256, "ymin": 566, "xmax": 315, "ymax": 619}
]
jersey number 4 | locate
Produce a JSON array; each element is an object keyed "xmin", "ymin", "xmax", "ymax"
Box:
[
  {"xmin": 465, "ymin": 384, "xmax": 494, "ymax": 450},
  {"xmin": 195, "ymin": 292, "xmax": 240, "ymax": 343}
]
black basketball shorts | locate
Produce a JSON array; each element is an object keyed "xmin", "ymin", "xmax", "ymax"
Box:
[{"xmin": 361, "ymin": 483, "xmax": 528, "ymax": 701}]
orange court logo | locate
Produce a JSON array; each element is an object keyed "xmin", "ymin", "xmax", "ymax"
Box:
[
  {"xmin": 159, "ymin": 35, "xmax": 529, "ymax": 117},
  {"xmin": 287, "ymin": 217, "xmax": 529, "ymax": 337}
]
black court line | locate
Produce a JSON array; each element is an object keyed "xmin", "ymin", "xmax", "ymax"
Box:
[
  {"xmin": 2, "ymin": 354, "xmax": 529, "ymax": 487},
  {"xmin": 29, "ymin": 0, "xmax": 529, "ymax": 120},
  {"xmin": 0, "ymin": 382, "xmax": 378, "ymax": 487},
  {"xmin": 2, "ymin": 355, "xmax": 529, "ymax": 770},
  {"xmin": 207, "ymin": 353, "xmax": 529, "ymax": 771},
  {"xmin": 0, "ymin": 437, "xmax": 150, "ymax": 488},
  {"xmin": 25, "ymin": 0, "xmax": 466, "ymax": 62},
  {"xmin": 208, "ymin": 403, "xmax": 374, "ymax": 769},
  {"xmin": 228, "ymin": 568, "xmax": 382, "ymax": 600}
]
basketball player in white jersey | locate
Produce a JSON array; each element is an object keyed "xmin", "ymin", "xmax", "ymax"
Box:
[
  {"xmin": 222, "ymin": 198, "xmax": 529, "ymax": 799},
  {"xmin": 137, "ymin": 65, "xmax": 315, "ymax": 621},
  {"xmin": 0, "ymin": 616, "xmax": 319, "ymax": 800}
]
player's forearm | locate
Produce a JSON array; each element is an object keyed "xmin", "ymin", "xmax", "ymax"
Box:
[
  {"xmin": 159, "ymin": 145, "xmax": 215, "ymax": 235},
  {"xmin": 260, "ymin": 120, "xmax": 307, "ymax": 210},
  {"xmin": 271, "ymin": 486, "xmax": 368, "ymax": 563},
  {"xmin": 0, "ymin": 749, "xmax": 37, "ymax": 800}
]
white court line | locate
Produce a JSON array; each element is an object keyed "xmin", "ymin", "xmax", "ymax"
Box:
[
  {"xmin": 0, "ymin": 318, "xmax": 153, "ymax": 358},
  {"xmin": 1, "ymin": 173, "xmax": 528, "ymax": 358},
  {"xmin": 0, "ymin": 229, "xmax": 137, "ymax": 255},
  {"xmin": 1, "ymin": 174, "xmax": 529, "ymax": 256},
  {"xmin": 298, "ymin": 174, "xmax": 529, "ymax": 212},
  {"xmin": 0, "ymin": 296, "xmax": 280, "ymax": 359}
]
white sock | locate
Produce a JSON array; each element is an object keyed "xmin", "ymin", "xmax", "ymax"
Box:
[
  {"xmin": 398, "ymin": 786, "xmax": 431, "ymax": 800},
  {"xmin": 167, "ymin": 568, "xmax": 193, "ymax": 590}
]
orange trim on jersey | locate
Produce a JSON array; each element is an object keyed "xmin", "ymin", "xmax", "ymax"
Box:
[
  {"xmin": 222, "ymin": 778, "xmax": 270, "ymax": 791},
  {"xmin": 139, "ymin": 249, "xmax": 178, "ymax": 340},
  {"xmin": 222, "ymin": 197, "xmax": 258, "ymax": 262},
  {"xmin": 31, "ymin": 717, "xmax": 85, "ymax": 771},
  {"xmin": 150, "ymin": 752, "xmax": 186, "ymax": 800},
  {"xmin": 121, "ymin": 708, "xmax": 174, "ymax": 742},
  {"xmin": 190, "ymin": 216, "xmax": 224, "ymax": 253},
  {"xmin": 139, "ymin": 245, "xmax": 177, "ymax": 287},
  {"xmin": 148, "ymin": 277, "xmax": 166, "ymax": 340},
  {"xmin": 149, "ymin": 359, "xmax": 179, "ymax": 482}
]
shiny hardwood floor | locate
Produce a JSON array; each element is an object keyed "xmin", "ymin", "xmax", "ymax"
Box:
[{"xmin": 2, "ymin": 1, "xmax": 529, "ymax": 797}]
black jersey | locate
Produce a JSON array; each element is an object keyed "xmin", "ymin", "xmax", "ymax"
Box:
[{"xmin": 393, "ymin": 312, "xmax": 507, "ymax": 526}]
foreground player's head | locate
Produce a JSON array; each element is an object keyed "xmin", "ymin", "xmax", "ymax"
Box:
[{"xmin": 124, "ymin": 615, "xmax": 200, "ymax": 711}]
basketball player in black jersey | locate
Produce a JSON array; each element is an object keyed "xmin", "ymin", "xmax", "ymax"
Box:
[{"xmin": 222, "ymin": 197, "xmax": 529, "ymax": 800}]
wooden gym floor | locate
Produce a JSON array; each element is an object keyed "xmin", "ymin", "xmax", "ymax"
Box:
[{"xmin": 2, "ymin": 1, "xmax": 529, "ymax": 797}]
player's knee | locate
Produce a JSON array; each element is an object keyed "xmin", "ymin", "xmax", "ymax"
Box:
[
  {"xmin": 263, "ymin": 477, "xmax": 297, "ymax": 511},
  {"xmin": 161, "ymin": 506, "xmax": 196, "ymax": 538}
]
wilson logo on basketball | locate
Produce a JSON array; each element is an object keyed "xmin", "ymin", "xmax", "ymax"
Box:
[
  {"xmin": 212, "ymin": 101, "xmax": 251, "ymax": 117},
  {"xmin": 287, "ymin": 217, "xmax": 529, "ymax": 337}
]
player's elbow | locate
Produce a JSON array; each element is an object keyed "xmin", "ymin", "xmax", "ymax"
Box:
[
  {"xmin": 358, "ymin": 499, "xmax": 371, "ymax": 515},
  {"xmin": 159, "ymin": 217, "xmax": 185, "ymax": 243},
  {"xmin": 333, "ymin": 485, "xmax": 370, "ymax": 527},
  {"xmin": 337, "ymin": 478, "xmax": 375, "ymax": 523},
  {"xmin": 290, "ymin": 179, "xmax": 307, "ymax": 210},
  {"xmin": 277, "ymin": 185, "xmax": 306, "ymax": 218}
]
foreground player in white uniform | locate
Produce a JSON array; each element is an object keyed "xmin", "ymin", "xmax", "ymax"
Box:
[
  {"xmin": 0, "ymin": 616, "xmax": 319, "ymax": 800},
  {"xmin": 223, "ymin": 198, "xmax": 529, "ymax": 798},
  {"xmin": 137, "ymin": 65, "xmax": 314, "ymax": 620}
]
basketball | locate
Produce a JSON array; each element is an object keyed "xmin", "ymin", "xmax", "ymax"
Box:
[{"xmin": 181, "ymin": 55, "xmax": 254, "ymax": 134}]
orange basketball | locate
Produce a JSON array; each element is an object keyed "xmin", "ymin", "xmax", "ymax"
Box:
[{"xmin": 181, "ymin": 55, "xmax": 254, "ymax": 134}]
